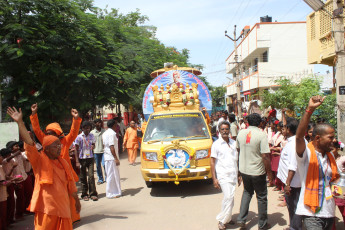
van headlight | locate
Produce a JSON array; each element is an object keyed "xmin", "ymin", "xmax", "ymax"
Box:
[
  {"xmin": 195, "ymin": 149, "xmax": 210, "ymax": 160},
  {"xmin": 143, "ymin": 152, "xmax": 158, "ymax": 162}
]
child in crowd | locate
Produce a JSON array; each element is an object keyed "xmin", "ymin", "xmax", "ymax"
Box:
[
  {"xmin": 0, "ymin": 148, "xmax": 19, "ymax": 226},
  {"xmin": 6, "ymin": 141, "xmax": 27, "ymax": 220},
  {"xmin": 305, "ymin": 123, "xmax": 315, "ymax": 143},
  {"xmin": 270, "ymin": 121, "xmax": 285, "ymax": 194},
  {"xmin": 18, "ymin": 141, "xmax": 34, "ymax": 211},
  {"xmin": 267, "ymin": 119, "xmax": 277, "ymax": 187},
  {"xmin": 332, "ymin": 140, "xmax": 345, "ymax": 230},
  {"xmin": 0, "ymin": 149, "xmax": 15, "ymax": 230},
  {"xmin": 75, "ymin": 122, "xmax": 98, "ymax": 201}
]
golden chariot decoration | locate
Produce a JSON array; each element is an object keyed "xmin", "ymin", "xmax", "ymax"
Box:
[{"xmin": 150, "ymin": 82, "xmax": 200, "ymax": 112}]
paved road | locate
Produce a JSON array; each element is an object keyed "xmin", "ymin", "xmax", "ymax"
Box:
[{"xmin": 13, "ymin": 153, "xmax": 344, "ymax": 230}]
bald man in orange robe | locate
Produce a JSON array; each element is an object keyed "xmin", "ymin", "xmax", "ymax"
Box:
[
  {"xmin": 30, "ymin": 103, "xmax": 82, "ymax": 223},
  {"xmin": 7, "ymin": 107, "xmax": 81, "ymax": 230},
  {"xmin": 123, "ymin": 121, "xmax": 139, "ymax": 165}
]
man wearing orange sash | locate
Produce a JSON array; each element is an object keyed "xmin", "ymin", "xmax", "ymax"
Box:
[
  {"xmin": 295, "ymin": 96, "xmax": 339, "ymax": 230},
  {"xmin": 123, "ymin": 121, "xmax": 139, "ymax": 165},
  {"xmin": 30, "ymin": 103, "xmax": 82, "ymax": 223},
  {"xmin": 7, "ymin": 107, "xmax": 81, "ymax": 230}
]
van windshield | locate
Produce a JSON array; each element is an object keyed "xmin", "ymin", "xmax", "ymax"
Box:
[{"xmin": 143, "ymin": 113, "xmax": 210, "ymax": 142}]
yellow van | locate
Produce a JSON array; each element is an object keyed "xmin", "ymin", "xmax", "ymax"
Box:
[{"xmin": 141, "ymin": 65, "xmax": 213, "ymax": 187}]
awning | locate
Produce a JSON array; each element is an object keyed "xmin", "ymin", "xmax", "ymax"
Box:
[{"xmin": 243, "ymin": 91, "xmax": 251, "ymax": 96}]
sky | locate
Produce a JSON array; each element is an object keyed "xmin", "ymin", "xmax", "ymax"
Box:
[{"xmin": 93, "ymin": 0, "xmax": 331, "ymax": 87}]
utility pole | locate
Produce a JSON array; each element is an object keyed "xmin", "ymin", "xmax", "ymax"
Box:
[
  {"xmin": 225, "ymin": 25, "xmax": 243, "ymax": 118},
  {"xmin": 333, "ymin": 0, "xmax": 345, "ymax": 144}
]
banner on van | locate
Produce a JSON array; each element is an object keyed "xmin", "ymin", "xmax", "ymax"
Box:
[{"xmin": 142, "ymin": 70, "xmax": 212, "ymax": 120}]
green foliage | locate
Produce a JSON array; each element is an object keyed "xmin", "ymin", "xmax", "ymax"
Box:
[
  {"xmin": 318, "ymin": 93, "xmax": 337, "ymax": 128},
  {"xmin": 0, "ymin": 0, "xmax": 191, "ymax": 124},
  {"xmin": 261, "ymin": 78, "xmax": 297, "ymax": 111},
  {"xmin": 211, "ymin": 86, "xmax": 226, "ymax": 107},
  {"xmin": 293, "ymin": 77, "xmax": 321, "ymax": 116},
  {"xmin": 261, "ymin": 76, "xmax": 336, "ymax": 127}
]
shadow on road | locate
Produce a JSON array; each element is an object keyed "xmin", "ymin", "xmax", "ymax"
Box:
[
  {"xmin": 150, "ymin": 180, "xmax": 221, "ymax": 198},
  {"xmin": 74, "ymin": 214, "xmax": 128, "ymax": 228},
  {"xmin": 97, "ymin": 187, "xmax": 144, "ymax": 199},
  {"xmin": 122, "ymin": 187, "xmax": 144, "ymax": 197},
  {"xmin": 230, "ymin": 211, "xmax": 287, "ymax": 229}
]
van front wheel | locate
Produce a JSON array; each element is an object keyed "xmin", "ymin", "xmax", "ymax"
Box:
[{"xmin": 145, "ymin": 181, "xmax": 153, "ymax": 188}]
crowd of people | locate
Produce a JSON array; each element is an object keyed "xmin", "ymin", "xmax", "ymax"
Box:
[
  {"xmin": 0, "ymin": 104, "xmax": 141, "ymax": 230},
  {"xmin": 2, "ymin": 96, "xmax": 345, "ymax": 230},
  {"xmin": 210, "ymin": 96, "xmax": 345, "ymax": 230}
]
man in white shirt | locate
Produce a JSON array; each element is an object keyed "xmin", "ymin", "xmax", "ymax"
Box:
[
  {"xmin": 103, "ymin": 119, "xmax": 121, "ymax": 198},
  {"xmin": 228, "ymin": 114, "xmax": 238, "ymax": 140},
  {"xmin": 295, "ymin": 96, "xmax": 339, "ymax": 230},
  {"xmin": 216, "ymin": 111, "xmax": 229, "ymax": 132},
  {"xmin": 277, "ymin": 116, "xmax": 302, "ymax": 230},
  {"xmin": 211, "ymin": 120, "xmax": 240, "ymax": 230}
]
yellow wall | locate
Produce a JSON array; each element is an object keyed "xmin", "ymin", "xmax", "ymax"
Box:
[{"xmin": 306, "ymin": 0, "xmax": 345, "ymax": 66}]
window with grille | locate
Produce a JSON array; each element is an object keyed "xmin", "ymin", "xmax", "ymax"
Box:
[
  {"xmin": 262, "ymin": 51, "xmax": 268, "ymax": 62},
  {"xmin": 319, "ymin": 2, "xmax": 332, "ymax": 36},
  {"xmin": 310, "ymin": 14, "xmax": 316, "ymax": 40}
]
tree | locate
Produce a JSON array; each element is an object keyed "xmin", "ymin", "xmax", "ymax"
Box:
[
  {"xmin": 211, "ymin": 86, "xmax": 226, "ymax": 107},
  {"xmin": 261, "ymin": 76, "xmax": 336, "ymax": 127},
  {"xmin": 0, "ymin": 0, "xmax": 192, "ymax": 124}
]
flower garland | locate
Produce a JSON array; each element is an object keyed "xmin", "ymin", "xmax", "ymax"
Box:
[
  {"xmin": 189, "ymin": 87, "xmax": 195, "ymax": 104},
  {"xmin": 166, "ymin": 90, "xmax": 171, "ymax": 105},
  {"xmin": 180, "ymin": 88, "xmax": 187, "ymax": 104},
  {"xmin": 159, "ymin": 90, "xmax": 164, "ymax": 105},
  {"xmin": 160, "ymin": 147, "xmax": 195, "ymax": 185}
]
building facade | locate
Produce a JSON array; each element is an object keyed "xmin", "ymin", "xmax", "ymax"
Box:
[
  {"xmin": 306, "ymin": 0, "xmax": 340, "ymax": 66},
  {"xmin": 225, "ymin": 19, "xmax": 313, "ymax": 113}
]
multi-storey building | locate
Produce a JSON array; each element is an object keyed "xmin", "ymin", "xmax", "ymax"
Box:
[
  {"xmin": 225, "ymin": 17, "xmax": 313, "ymax": 113},
  {"xmin": 306, "ymin": 0, "xmax": 339, "ymax": 66}
]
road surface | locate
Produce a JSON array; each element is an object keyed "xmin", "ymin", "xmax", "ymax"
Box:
[{"xmin": 13, "ymin": 153, "xmax": 344, "ymax": 230}]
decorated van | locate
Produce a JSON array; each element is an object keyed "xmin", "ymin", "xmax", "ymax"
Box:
[{"xmin": 141, "ymin": 65, "xmax": 213, "ymax": 187}]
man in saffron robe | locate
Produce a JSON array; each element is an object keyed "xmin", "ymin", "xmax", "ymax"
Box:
[
  {"xmin": 123, "ymin": 121, "xmax": 139, "ymax": 165},
  {"xmin": 30, "ymin": 103, "xmax": 82, "ymax": 223},
  {"xmin": 7, "ymin": 106, "xmax": 81, "ymax": 230}
]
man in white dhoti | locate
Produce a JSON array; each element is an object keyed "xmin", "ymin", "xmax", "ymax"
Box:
[
  {"xmin": 210, "ymin": 120, "xmax": 241, "ymax": 230},
  {"xmin": 103, "ymin": 119, "xmax": 121, "ymax": 198}
]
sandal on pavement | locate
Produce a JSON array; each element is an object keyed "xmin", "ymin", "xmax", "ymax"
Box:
[
  {"xmin": 218, "ymin": 222, "xmax": 226, "ymax": 230},
  {"xmin": 259, "ymin": 223, "xmax": 272, "ymax": 230},
  {"xmin": 91, "ymin": 196, "xmax": 98, "ymax": 201},
  {"xmin": 82, "ymin": 196, "xmax": 89, "ymax": 201},
  {"xmin": 227, "ymin": 220, "xmax": 235, "ymax": 225},
  {"xmin": 237, "ymin": 222, "xmax": 246, "ymax": 230}
]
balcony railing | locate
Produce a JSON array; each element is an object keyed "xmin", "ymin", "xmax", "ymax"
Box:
[{"xmin": 243, "ymin": 65, "xmax": 258, "ymax": 77}]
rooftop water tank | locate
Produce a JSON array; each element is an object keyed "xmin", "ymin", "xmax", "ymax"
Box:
[{"xmin": 260, "ymin": 15, "xmax": 272, "ymax": 23}]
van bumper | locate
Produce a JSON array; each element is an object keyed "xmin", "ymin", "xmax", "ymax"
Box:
[{"xmin": 141, "ymin": 166, "xmax": 212, "ymax": 182}]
